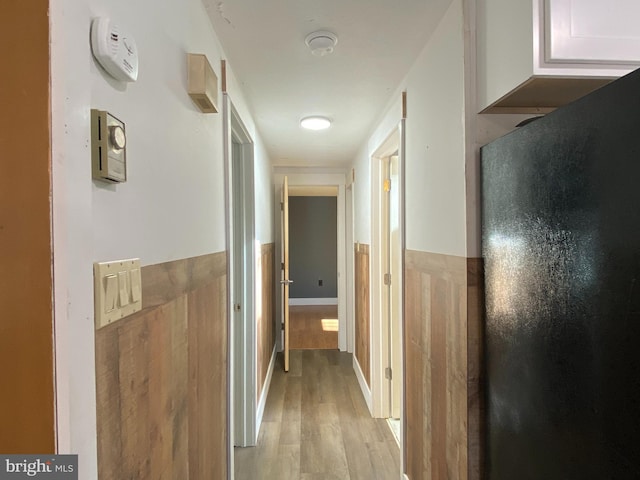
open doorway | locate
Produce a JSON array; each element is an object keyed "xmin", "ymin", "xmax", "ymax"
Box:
[
  {"xmin": 382, "ymin": 152, "xmax": 402, "ymax": 441},
  {"xmin": 224, "ymin": 94, "xmax": 257, "ymax": 450},
  {"xmin": 370, "ymin": 123, "xmax": 404, "ymax": 439},
  {"xmin": 273, "ymin": 174, "xmax": 348, "ymax": 356},
  {"xmin": 288, "ymin": 187, "xmax": 339, "ymax": 350}
]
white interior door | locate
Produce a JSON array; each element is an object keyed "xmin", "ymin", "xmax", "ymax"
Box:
[
  {"xmin": 382, "ymin": 154, "xmax": 402, "ymax": 419},
  {"xmin": 228, "ymin": 96, "xmax": 256, "ymax": 448},
  {"xmin": 388, "ymin": 154, "xmax": 402, "ymax": 419}
]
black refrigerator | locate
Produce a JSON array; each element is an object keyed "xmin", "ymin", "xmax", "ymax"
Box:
[{"xmin": 481, "ymin": 68, "xmax": 640, "ymax": 479}]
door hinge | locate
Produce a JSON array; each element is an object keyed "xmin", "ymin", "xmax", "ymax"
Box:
[
  {"xmin": 384, "ymin": 273, "xmax": 391, "ymax": 286},
  {"xmin": 280, "ymin": 202, "xmax": 284, "ymax": 211},
  {"xmin": 383, "ymin": 178, "xmax": 391, "ymax": 192},
  {"xmin": 385, "ymin": 367, "xmax": 392, "ymax": 380},
  {"xmin": 281, "ymin": 262, "xmax": 285, "ymax": 270},
  {"xmin": 234, "ymin": 303, "xmax": 241, "ymax": 312}
]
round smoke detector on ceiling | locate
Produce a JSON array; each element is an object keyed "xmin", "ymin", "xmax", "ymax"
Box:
[{"xmin": 305, "ymin": 31, "xmax": 338, "ymax": 56}]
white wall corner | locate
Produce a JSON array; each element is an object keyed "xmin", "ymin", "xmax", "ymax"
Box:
[{"xmin": 463, "ymin": 0, "xmax": 481, "ymax": 258}]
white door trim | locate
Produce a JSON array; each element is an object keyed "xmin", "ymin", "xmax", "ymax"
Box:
[
  {"xmin": 272, "ymin": 171, "xmax": 348, "ymax": 352},
  {"xmin": 369, "ymin": 121, "xmax": 405, "ymax": 420},
  {"xmin": 346, "ymin": 183, "xmax": 355, "ymax": 353},
  {"xmin": 224, "ymin": 94, "xmax": 257, "ymax": 456}
]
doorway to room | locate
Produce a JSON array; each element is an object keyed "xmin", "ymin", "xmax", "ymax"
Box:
[
  {"xmin": 288, "ymin": 188, "xmax": 339, "ymax": 351},
  {"xmin": 225, "ymin": 94, "xmax": 257, "ymax": 450},
  {"xmin": 273, "ymin": 173, "xmax": 349, "ymax": 356},
  {"xmin": 370, "ymin": 124, "xmax": 404, "ymax": 441},
  {"xmin": 381, "ymin": 152, "xmax": 402, "ymax": 440}
]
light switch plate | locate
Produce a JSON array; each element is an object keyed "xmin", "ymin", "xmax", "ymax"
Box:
[{"xmin": 94, "ymin": 258, "xmax": 142, "ymax": 329}]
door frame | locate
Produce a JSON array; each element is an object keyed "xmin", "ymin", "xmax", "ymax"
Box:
[
  {"xmin": 281, "ymin": 176, "xmax": 291, "ymax": 371},
  {"xmin": 223, "ymin": 93, "xmax": 257, "ymax": 454},
  {"xmin": 370, "ymin": 121, "xmax": 405, "ymax": 419},
  {"xmin": 346, "ymin": 180, "xmax": 355, "ymax": 353},
  {"xmin": 273, "ymin": 171, "xmax": 348, "ymax": 352}
]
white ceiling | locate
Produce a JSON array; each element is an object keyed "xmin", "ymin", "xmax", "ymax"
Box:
[{"xmin": 203, "ymin": 0, "xmax": 452, "ymax": 168}]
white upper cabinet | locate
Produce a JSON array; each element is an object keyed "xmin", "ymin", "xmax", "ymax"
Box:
[
  {"xmin": 546, "ymin": 0, "xmax": 640, "ymax": 65},
  {"xmin": 478, "ymin": 0, "xmax": 640, "ymax": 113}
]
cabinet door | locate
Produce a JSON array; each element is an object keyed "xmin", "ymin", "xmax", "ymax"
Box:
[{"xmin": 546, "ymin": 0, "xmax": 640, "ymax": 65}]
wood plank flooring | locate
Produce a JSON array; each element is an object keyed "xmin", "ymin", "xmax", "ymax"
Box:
[
  {"xmin": 235, "ymin": 350, "xmax": 400, "ymax": 479},
  {"xmin": 290, "ymin": 305, "xmax": 339, "ymax": 350}
]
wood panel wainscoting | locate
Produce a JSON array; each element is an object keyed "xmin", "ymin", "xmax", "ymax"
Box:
[
  {"xmin": 354, "ymin": 243, "xmax": 370, "ymax": 386},
  {"xmin": 257, "ymin": 243, "xmax": 276, "ymax": 401},
  {"xmin": 95, "ymin": 252, "xmax": 228, "ymax": 479},
  {"xmin": 404, "ymin": 250, "xmax": 484, "ymax": 480}
]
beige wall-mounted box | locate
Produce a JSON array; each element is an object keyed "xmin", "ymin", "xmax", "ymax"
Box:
[
  {"xmin": 91, "ymin": 109, "xmax": 127, "ymax": 183},
  {"xmin": 187, "ymin": 53, "xmax": 218, "ymax": 113}
]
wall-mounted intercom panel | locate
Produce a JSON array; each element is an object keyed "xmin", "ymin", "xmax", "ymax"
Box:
[{"xmin": 91, "ymin": 109, "xmax": 127, "ymax": 183}]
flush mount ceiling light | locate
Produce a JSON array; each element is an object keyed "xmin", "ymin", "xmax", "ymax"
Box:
[
  {"xmin": 305, "ymin": 30, "xmax": 338, "ymax": 56},
  {"xmin": 300, "ymin": 116, "xmax": 331, "ymax": 130}
]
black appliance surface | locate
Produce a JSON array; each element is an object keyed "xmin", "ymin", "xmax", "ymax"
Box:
[{"xmin": 481, "ymin": 69, "xmax": 640, "ymax": 480}]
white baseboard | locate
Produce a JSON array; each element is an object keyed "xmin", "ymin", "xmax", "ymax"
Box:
[
  {"xmin": 289, "ymin": 297, "xmax": 338, "ymax": 306},
  {"xmin": 256, "ymin": 345, "xmax": 277, "ymax": 433},
  {"xmin": 353, "ymin": 355, "xmax": 372, "ymax": 414}
]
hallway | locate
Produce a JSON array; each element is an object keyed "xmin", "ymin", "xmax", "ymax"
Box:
[{"xmin": 235, "ymin": 350, "xmax": 400, "ymax": 479}]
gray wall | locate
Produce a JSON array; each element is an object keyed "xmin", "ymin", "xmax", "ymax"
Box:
[{"xmin": 289, "ymin": 196, "xmax": 337, "ymax": 298}]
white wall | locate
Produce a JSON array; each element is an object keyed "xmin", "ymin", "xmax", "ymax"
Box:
[
  {"xmin": 352, "ymin": 142, "xmax": 372, "ymax": 244},
  {"xmin": 222, "ymin": 63, "xmax": 275, "ymax": 244},
  {"xmin": 404, "ymin": 0, "xmax": 467, "ymax": 256},
  {"xmin": 50, "ymin": 0, "xmax": 272, "ymax": 477},
  {"xmin": 351, "ymin": 0, "xmax": 467, "ymax": 257},
  {"xmin": 254, "ymin": 137, "xmax": 275, "ymax": 243},
  {"xmin": 351, "ymin": 96, "xmax": 403, "ymax": 245}
]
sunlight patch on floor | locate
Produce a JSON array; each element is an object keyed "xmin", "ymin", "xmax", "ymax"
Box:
[{"xmin": 321, "ymin": 318, "xmax": 339, "ymax": 332}]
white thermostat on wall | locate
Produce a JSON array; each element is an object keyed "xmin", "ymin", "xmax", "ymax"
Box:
[
  {"xmin": 90, "ymin": 17, "xmax": 139, "ymax": 82},
  {"xmin": 91, "ymin": 109, "xmax": 127, "ymax": 183}
]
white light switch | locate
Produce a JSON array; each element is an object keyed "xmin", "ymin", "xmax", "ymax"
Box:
[
  {"xmin": 118, "ymin": 271, "xmax": 130, "ymax": 306},
  {"xmin": 94, "ymin": 258, "xmax": 142, "ymax": 329},
  {"xmin": 105, "ymin": 274, "xmax": 118, "ymax": 312},
  {"xmin": 130, "ymin": 268, "xmax": 141, "ymax": 302}
]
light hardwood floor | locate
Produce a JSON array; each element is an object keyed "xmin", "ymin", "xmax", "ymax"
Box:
[
  {"xmin": 235, "ymin": 350, "xmax": 401, "ymax": 479},
  {"xmin": 290, "ymin": 305, "xmax": 339, "ymax": 350}
]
